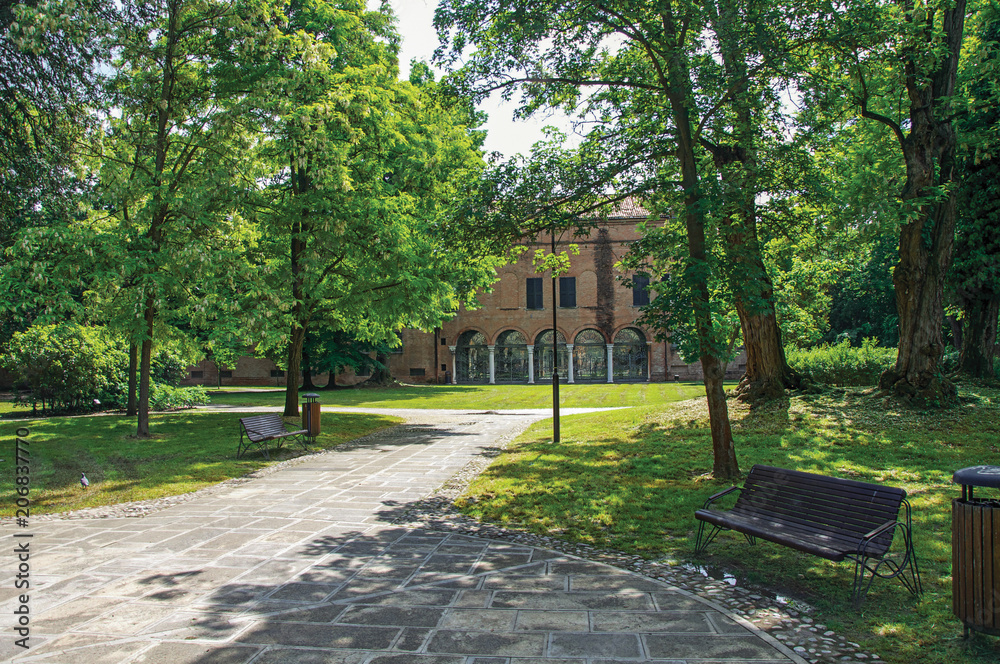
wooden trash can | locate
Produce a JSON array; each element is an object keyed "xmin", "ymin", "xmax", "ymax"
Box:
[
  {"xmin": 953, "ymin": 465, "xmax": 1000, "ymax": 637},
  {"xmin": 301, "ymin": 393, "xmax": 321, "ymax": 440}
]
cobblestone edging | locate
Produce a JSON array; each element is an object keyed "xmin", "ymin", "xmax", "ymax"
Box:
[{"xmin": 5, "ymin": 417, "xmax": 883, "ymax": 664}]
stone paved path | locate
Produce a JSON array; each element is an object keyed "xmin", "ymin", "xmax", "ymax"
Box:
[{"xmin": 2, "ymin": 410, "xmax": 804, "ymax": 664}]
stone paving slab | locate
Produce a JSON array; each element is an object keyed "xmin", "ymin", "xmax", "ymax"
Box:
[{"xmin": 2, "ymin": 410, "xmax": 805, "ymax": 664}]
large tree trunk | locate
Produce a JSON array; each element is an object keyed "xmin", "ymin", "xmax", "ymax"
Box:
[
  {"xmin": 127, "ymin": 342, "xmax": 138, "ymax": 416},
  {"xmin": 959, "ymin": 296, "xmax": 999, "ymax": 378},
  {"xmin": 707, "ymin": 0, "xmax": 797, "ymax": 406},
  {"xmin": 662, "ymin": 3, "xmax": 739, "ymax": 479},
  {"xmin": 877, "ymin": 0, "xmax": 966, "ymax": 405}
]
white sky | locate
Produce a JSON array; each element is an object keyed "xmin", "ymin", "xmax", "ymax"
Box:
[{"xmin": 379, "ymin": 0, "xmax": 572, "ymax": 160}]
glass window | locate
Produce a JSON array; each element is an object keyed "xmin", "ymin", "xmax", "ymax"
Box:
[
  {"xmin": 559, "ymin": 276, "xmax": 576, "ymax": 308},
  {"xmin": 633, "ymin": 274, "xmax": 650, "ymax": 306},
  {"xmin": 526, "ymin": 277, "xmax": 543, "ymax": 309}
]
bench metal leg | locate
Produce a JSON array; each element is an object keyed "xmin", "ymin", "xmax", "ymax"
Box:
[
  {"xmin": 695, "ymin": 521, "xmax": 724, "ymax": 555},
  {"xmin": 850, "ymin": 506, "xmax": 922, "ymax": 607}
]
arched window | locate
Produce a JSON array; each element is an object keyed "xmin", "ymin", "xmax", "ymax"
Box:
[
  {"xmin": 533, "ymin": 329, "xmax": 568, "ymax": 381},
  {"xmin": 573, "ymin": 329, "xmax": 607, "ymax": 382},
  {"xmin": 614, "ymin": 328, "xmax": 648, "ymax": 380},
  {"xmin": 495, "ymin": 330, "xmax": 529, "ymax": 383},
  {"xmin": 456, "ymin": 330, "xmax": 489, "ymax": 383}
]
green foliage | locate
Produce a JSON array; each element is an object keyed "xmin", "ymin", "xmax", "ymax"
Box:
[
  {"xmin": 2, "ymin": 322, "xmax": 126, "ymax": 412},
  {"xmin": 825, "ymin": 233, "xmax": 899, "ymax": 347},
  {"xmin": 785, "ymin": 338, "xmax": 896, "ymax": 386},
  {"xmin": 151, "ymin": 348, "xmax": 190, "ymax": 387},
  {"xmin": 148, "ymin": 383, "xmax": 209, "ymax": 410}
]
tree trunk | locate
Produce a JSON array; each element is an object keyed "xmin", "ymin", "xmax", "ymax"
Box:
[
  {"xmin": 959, "ymin": 296, "xmax": 999, "ymax": 378},
  {"xmin": 127, "ymin": 342, "xmax": 138, "ymax": 416},
  {"xmin": 283, "ymin": 324, "xmax": 305, "ymax": 416},
  {"xmin": 878, "ymin": 0, "xmax": 966, "ymax": 405},
  {"xmin": 662, "ymin": 3, "xmax": 739, "ymax": 479},
  {"xmin": 369, "ymin": 352, "xmax": 393, "ymax": 385},
  {"xmin": 136, "ymin": 297, "xmax": 154, "ymax": 437},
  {"xmin": 947, "ymin": 314, "xmax": 963, "ymax": 352},
  {"xmin": 301, "ymin": 346, "xmax": 316, "ymax": 390}
]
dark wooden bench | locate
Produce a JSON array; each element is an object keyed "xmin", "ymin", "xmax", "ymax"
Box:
[
  {"xmin": 237, "ymin": 414, "xmax": 309, "ymax": 460},
  {"xmin": 695, "ymin": 464, "xmax": 922, "ymax": 605}
]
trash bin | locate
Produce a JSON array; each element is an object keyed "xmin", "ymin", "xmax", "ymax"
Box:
[
  {"xmin": 952, "ymin": 465, "xmax": 1000, "ymax": 637},
  {"xmin": 302, "ymin": 392, "xmax": 321, "ymax": 440}
]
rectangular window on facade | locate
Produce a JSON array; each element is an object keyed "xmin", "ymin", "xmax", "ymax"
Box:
[
  {"xmin": 440, "ymin": 337, "xmax": 447, "ymax": 345},
  {"xmin": 219, "ymin": 370, "xmax": 233, "ymax": 378},
  {"xmin": 356, "ymin": 366, "xmax": 370, "ymax": 377},
  {"xmin": 559, "ymin": 276, "xmax": 576, "ymax": 308},
  {"xmin": 633, "ymin": 274, "xmax": 651, "ymax": 306},
  {"xmin": 409, "ymin": 368, "xmax": 426, "ymax": 377},
  {"xmin": 526, "ymin": 277, "xmax": 543, "ymax": 309},
  {"xmin": 190, "ymin": 370, "xmax": 204, "ymax": 379},
  {"xmin": 391, "ymin": 331, "xmax": 404, "ymax": 353},
  {"xmin": 270, "ymin": 369, "xmax": 285, "ymax": 378}
]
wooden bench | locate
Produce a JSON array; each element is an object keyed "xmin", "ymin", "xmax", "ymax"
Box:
[
  {"xmin": 694, "ymin": 464, "xmax": 922, "ymax": 605},
  {"xmin": 237, "ymin": 414, "xmax": 309, "ymax": 460}
]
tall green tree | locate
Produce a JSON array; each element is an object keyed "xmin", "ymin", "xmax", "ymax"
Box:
[
  {"xmin": 435, "ymin": 0, "xmax": 825, "ymax": 476},
  {"xmin": 241, "ymin": 0, "xmax": 501, "ymax": 416},
  {"xmin": 0, "ymin": 0, "xmax": 109, "ymax": 248},
  {"xmin": 952, "ymin": 0, "xmax": 1000, "ymax": 378},
  {"xmin": 97, "ymin": 0, "xmax": 261, "ymax": 435},
  {"xmin": 823, "ymin": 0, "xmax": 969, "ymax": 403}
]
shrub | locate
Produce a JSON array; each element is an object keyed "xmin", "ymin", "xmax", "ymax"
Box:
[
  {"xmin": 151, "ymin": 348, "xmax": 188, "ymax": 386},
  {"xmin": 3, "ymin": 323, "xmax": 127, "ymax": 412},
  {"xmin": 785, "ymin": 337, "xmax": 896, "ymax": 387},
  {"xmin": 149, "ymin": 383, "xmax": 210, "ymax": 410}
]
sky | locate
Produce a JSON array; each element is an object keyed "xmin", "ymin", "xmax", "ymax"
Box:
[{"xmin": 378, "ymin": 0, "xmax": 573, "ymax": 160}]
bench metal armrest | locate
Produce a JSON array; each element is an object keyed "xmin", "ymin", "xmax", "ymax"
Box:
[
  {"xmin": 703, "ymin": 486, "xmax": 741, "ymax": 509},
  {"xmin": 861, "ymin": 519, "xmax": 898, "ymax": 542},
  {"xmin": 857, "ymin": 519, "xmax": 902, "ymax": 558}
]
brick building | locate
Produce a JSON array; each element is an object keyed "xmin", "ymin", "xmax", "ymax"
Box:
[
  {"xmin": 182, "ymin": 206, "xmax": 745, "ymax": 387},
  {"xmin": 387, "ymin": 208, "xmax": 745, "ymax": 385}
]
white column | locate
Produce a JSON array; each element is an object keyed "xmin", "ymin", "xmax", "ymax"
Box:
[
  {"xmin": 488, "ymin": 345, "xmax": 496, "ymax": 384},
  {"xmin": 448, "ymin": 346, "xmax": 457, "ymax": 384},
  {"xmin": 606, "ymin": 344, "xmax": 615, "ymax": 383},
  {"xmin": 565, "ymin": 344, "xmax": 575, "ymax": 383},
  {"xmin": 527, "ymin": 346, "xmax": 535, "ymax": 384}
]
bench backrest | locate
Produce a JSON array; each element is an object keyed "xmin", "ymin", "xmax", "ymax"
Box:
[
  {"xmin": 240, "ymin": 414, "xmax": 289, "ymax": 441},
  {"xmin": 733, "ymin": 465, "xmax": 906, "ymax": 553}
]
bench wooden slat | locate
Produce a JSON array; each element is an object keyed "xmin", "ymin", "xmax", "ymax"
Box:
[
  {"xmin": 694, "ymin": 464, "xmax": 921, "ymax": 606},
  {"xmin": 237, "ymin": 414, "xmax": 310, "ymax": 460}
]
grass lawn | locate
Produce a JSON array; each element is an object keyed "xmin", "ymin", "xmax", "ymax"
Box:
[
  {"xmin": 455, "ymin": 385, "xmax": 1000, "ymax": 664},
  {"xmin": 0, "ymin": 410, "xmax": 400, "ymax": 516},
  {"xmin": 204, "ymin": 381, "xmax": 708, "ymax": 409}
]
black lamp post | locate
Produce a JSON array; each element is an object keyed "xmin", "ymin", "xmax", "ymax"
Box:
[{"xmin": 551, "ymin": 230, "xmax": 560, "ymax": 443}]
